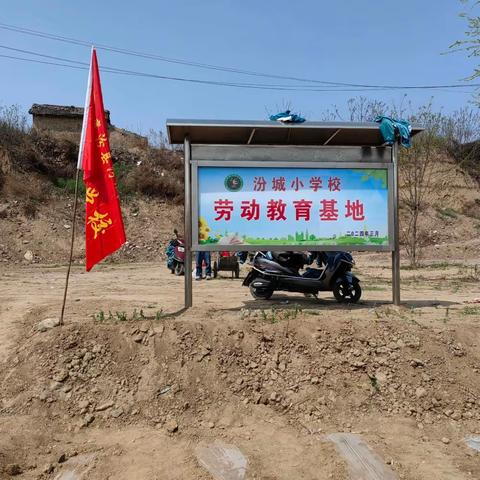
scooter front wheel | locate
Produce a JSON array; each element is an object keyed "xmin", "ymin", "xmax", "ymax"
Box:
[{"xmin": 333, "ymin": 279, "xmax": 361, "ymax": 303}]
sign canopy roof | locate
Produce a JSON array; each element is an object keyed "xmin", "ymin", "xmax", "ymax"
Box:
[{"xmin": 167, "ymin": 119, "xmax": 423, "ymax": 147}]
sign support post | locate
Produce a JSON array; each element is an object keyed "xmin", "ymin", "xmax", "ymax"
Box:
[
  {"xmin": 184, "ymin": 135, "xmax": 193, "ymax": 308},
  {"xmin": 392, "ymin": 140, "xmax": 401, "ymax": 306}
]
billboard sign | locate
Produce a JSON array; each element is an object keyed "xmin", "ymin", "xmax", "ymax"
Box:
[{"xmin": 194, "ymin": 163, "xmax": 392, "ymax": 251}]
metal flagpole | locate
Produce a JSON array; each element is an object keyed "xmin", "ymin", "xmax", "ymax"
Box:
[
  {"xmin": 59, "ymin": 168, "xmax": 81, "ymax": 324},
  {"xmin": 59, "ymin": 46, "xmax": 93, "ymax": 324}
]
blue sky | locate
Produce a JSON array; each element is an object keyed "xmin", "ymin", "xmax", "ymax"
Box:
[{"xmin": 0, "ymin": 0, "xmax": 478, "ymax": 136}]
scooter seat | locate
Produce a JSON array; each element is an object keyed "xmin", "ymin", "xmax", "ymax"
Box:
[
  {"xmin": 254, "ymin": 256, "xmax": 299, "ymax": 276},
  {"xmin": 302, "ymin": 267, "xmax": 325, "ymax": 280}
]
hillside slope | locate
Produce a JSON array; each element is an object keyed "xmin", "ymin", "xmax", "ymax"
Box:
[
  {"xmin": 0, "ymin": 132, "xmax": 183, "ymax": 265},
  {"xmin": 0, "ymin": 131, "xmax": 479, "ymax": 266}
]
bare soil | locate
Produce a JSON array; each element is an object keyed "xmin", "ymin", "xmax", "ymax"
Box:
[
  {"xmin": 1, "ymin": 251, "xmax": 480, "ymax": 479},
  {"xmin": 1, "ymin": 140, "xmax": 480, "ymax": 478}
]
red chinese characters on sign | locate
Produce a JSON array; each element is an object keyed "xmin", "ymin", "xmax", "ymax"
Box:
[
  {"xmin": 290, "ymin": 177, "xmax": 304, "ymax": 191},
  {"xmin": 212, "ymin": 198, "xmax": 367, "ymax": 222},
  {"xmin": 328, "ymin": 176, "xmax": 341, "ymax": 191},
  {"xmin": 213, "ymin": 171, "xmax": 370, "ymax": 225},
  {"xmin": 214, "ymin": 199, "xmax": 234, "ymax": 221},
  {"xmin": 253, "ymin": 176, "xmax": 267, "ymax": 191},
  {"xmin": 249, "ymin": 175, "xmax": 344, "ymax": 192},
  {"xmin": 272, "ymin": 176, "xmax": 286, "ymax": 191},
  {"xmin": 309, "ymin": 176, "xmax": 322, "ymax": 192},
  {"xmin": 240, "ymin": 199, "xmax": 260, "ymax": 221},
  {"xmin": 319, "ymin": 199, "xmax": 339, "ymax": 221},
  {"xmin": 266, "ymin": 199, "xmax": 287, "ymax": 221},
  {"xmin": 345, "ymin": 199, "xmax": 365, "ymax": 221},
  {"xmin": 293, "ymin": 199, "xmax": 312, "ymax": 221}
]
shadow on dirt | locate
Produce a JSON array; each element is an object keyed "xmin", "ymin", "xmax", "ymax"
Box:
[
  {"xmin": 229, "ymin": 296, "xmax": 459, "ymax": 312},
  {"xmin": 159, "ymin": 307, "xmax": 189, "ymax": 318}
]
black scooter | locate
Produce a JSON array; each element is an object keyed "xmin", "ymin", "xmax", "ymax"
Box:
[{"xmin": 242, "ymin": 251, "xmax": 361, "ymax": 303}]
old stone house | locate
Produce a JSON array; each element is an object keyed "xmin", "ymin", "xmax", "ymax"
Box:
[{"xmin": 29, "ymin": 103, "xmax": 147, "ymax": 150}]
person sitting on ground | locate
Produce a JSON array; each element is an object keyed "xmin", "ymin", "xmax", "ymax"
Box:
[{"xmin": 195, "ymin": 251, "xmax": 212, "ymax": 281}]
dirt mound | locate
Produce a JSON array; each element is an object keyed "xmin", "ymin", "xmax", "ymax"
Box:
[
  {"xmin": 2, "ymin": 306, "xmax": 479, "ymax": 440},
  {"xmin": 1, "ymin": 260, "xmax": 480, "ymax": 479}
]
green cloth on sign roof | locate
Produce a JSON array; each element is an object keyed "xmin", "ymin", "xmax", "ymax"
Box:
[{"xmin": 375, "ymin": 116, "xmax": 412, "ymax": 148}]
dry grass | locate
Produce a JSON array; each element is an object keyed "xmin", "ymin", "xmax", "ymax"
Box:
[
  {"xmin": 0, "ymin": 112, "xmax": 184, "ymax": 204},
  {"xmin": 122, "ymin": 148, "xmax": 184, "ymax": 201},
  {"xmin": 0, "ymin": 104, "xmax": 29, "ymax": 149}
]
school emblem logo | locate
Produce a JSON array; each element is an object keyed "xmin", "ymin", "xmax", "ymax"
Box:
[{"xmin": 224, "ymin": 174, "xmax": 243, "ymax": 192}]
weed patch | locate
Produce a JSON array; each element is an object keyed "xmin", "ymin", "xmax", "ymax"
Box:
[
  {"xmin": 463, "ymin": 306, "xmax": 480, "ymax": 315},
  {"xmin": 362, "ymin": 285, "xmax": 388, "ymax": 291},
  {"xmin": 436, "ymin": 207, "xmax": 458, "ymax": 220}
]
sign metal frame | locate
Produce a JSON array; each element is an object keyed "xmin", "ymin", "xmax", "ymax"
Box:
[{"xmin": 176, "ymin": 127, "xmax": 406, "ymax": 309}]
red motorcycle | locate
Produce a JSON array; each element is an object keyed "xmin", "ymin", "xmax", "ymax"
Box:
[{"xmin": 166, "ymin": 229, "xmax": 185, "ymax": 276}]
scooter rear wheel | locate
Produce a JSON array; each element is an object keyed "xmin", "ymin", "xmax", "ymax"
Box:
[
  {"xmin": 333, "ymin": 279, "xmax": 361, "ymax": 303},
  {"xmin": 249, "ymin": 283, "xmax": 274, "ymax": 300},
  {"xmin": 174, "ymin": 263, "xmax": 185, "ymax": 276}
]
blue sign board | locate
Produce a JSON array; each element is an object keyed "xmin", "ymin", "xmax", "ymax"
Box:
[{"xmin": 197, "ymin": 166, "xmax": 391, "ymax": 248}]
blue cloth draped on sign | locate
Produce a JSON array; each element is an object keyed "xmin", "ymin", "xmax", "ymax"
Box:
[
  {"xmin": 269, "ymin": 110, "xmax": 306, "ymax": 124},
  {"xmin": 375, "ymin": 116, "xmax": 412, "ymax": 148}
]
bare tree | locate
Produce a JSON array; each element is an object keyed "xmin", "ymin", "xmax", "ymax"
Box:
[
  {"xmin": 318, "ymin": 96, "xmax": 479, "ymax": 266},
  {"xmin": 441, "ymin": 106, "xmax": 480, "ymax": 183},
  {"xmin": 147, "ymin": 129, "xmax": 168, "ymax": 149},
  {"xmin": 441, "ymin": 106, "xmax": 480, "ymax": 144},
  {"xmin": 399, "ymin": 103, "xmax": 445, "ymax": 266},
  {"xmin": 0, "ymin": 104, "xmax": 29, "ymax": 147},
  {"xmin": 264, "ymin": 100, "xmax": 296, "ymax": 119},
  {"xmin": 321, "ymin": 96, "xmax": 388, "ymax": 122},
  {"xmin": 346, "ymin": 97, "xmax": 387, "ymax": 122}
]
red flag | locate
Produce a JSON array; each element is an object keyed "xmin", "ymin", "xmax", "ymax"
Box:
[{"xmin": 79, "ymin": 49, "xmax": 126, "ymax": 271}]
